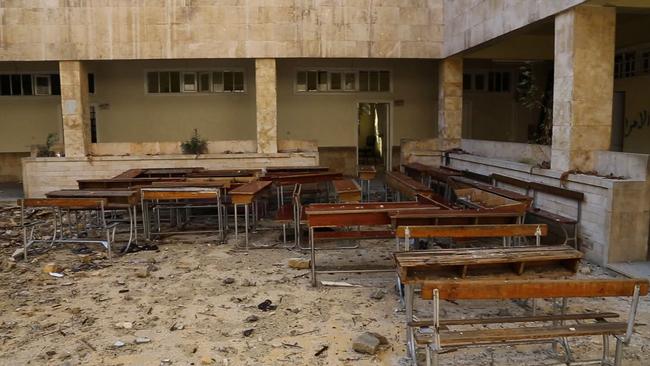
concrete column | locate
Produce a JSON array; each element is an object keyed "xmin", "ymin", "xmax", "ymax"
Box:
[
  {"xmin": 437, "ymin": 57, "xmax": 463, "ymax": 150},
  {"xmin": 551, "ymin": 5, "xmax": 616, "ymax": 171},
  {"xmin": 255, "ymin": 58, "xmax": 278, "ymax": 154},
  {"xmin": 59, "ymin": 60, "xmax": 90, "ymax": 157}
]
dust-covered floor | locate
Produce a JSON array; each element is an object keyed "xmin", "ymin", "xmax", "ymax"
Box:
[{"xmin": 0, "ymin": 208, "xmax": 649, "ymax": 366}]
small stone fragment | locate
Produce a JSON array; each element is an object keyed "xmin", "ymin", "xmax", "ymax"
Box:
[
  {"xmin": 114, "ymin": 321, "xmax": 133, "ymax": 329},
  {"xmin": 136, "ymin": 268, "xmax": 149, "ymax": 278},
  {"xmin": 244, "ymin": 315, "xmax": 259, "ymax": 323},
  {"xmin": 243, "ymin": 328, "xmax": 254, "ymax": 337},
  {"xmin": 135, "ymin": 337, "xmax": 151, "ymax": 344},
  {"xmin": 113, "ymin": 340, "xmax": 126, "ymax": 348},
  {"xmin": 11, "ymin": 248, "xmax": 25, "ymax": 261},
  {"xmin": 200, "ymin": 356, "xmax": 215, "ymax": 365},
  {"xmin": 42, "ymin": 262, "xmax": 62, "ymax": 274},
  {"xmin": 160, "ymin": 360, "xmax": 173, "ymax": 366},
  {"xmin": 288, "ymin": 258, "xmax": 310, "ymax": 270},
  {"xmin": 352, "ymin": 332, "xmax": 386, "ymax": 354},
  {"xmin": 370, "ymin": 289, "xmax": 385, "ymax": 300},
  {"xmin": 222, "ymin": 277, "xmax": 235, "ymax": 285}
]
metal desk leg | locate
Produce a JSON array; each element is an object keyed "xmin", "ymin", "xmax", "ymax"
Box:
[
  {"xmin": 310, "ymin": 227, "xmax": 317, "ymax": 287},
  {"xmin": 234, "ymin": 204, "xmax": 238, "ymax": 241},
  {"xmin": 405, "ymin": 284, "xmax": 416, "ymax": 362},
  {"xmin": 244, "ymin": 203, "xmax": 249, "ymax": 251}
]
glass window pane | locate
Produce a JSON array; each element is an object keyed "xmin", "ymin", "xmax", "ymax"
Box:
[
  {"xmin": 234, "ymin": 72, "xmax": 244, "ymax": 91},
  {"xmin": 224, "ymin": 71, "xmax": 234, "ymax": 91},
  {"xmin": 35, "ymin": 75, "xmax": 51, "ymax": 95},
  {"xmin": 170, "ymin": 72, "xmax": 181, "ymax": 93},
  {"xmin": 296, "ymin": 71, "xmax": 307, "ymax": 92},
  {"xmin": 330, "ymin": 72, "xmax": 341, "ymax": 90},
  {"xmin": 344, "ymin": 73, "xmax": 356, "ymax": 91},
  {"xmin": 369, "ymin": 71, "xmax": 379, "ymax": 91},
  {"xmin": 307, "ymin": 71, "xmax": 317, "ymax": 91},
  {"xmin": 11, "ymin": 74, "xmax": 21, "ymax": 95},
  {"xmin": 212, "ymin": 71, "xmax": 223, "ymax": 92},
  {"xmin": 0, "ymin": 75, "xmax": 10, "ymax": 95},
  {"xmin": 21, "ymin": 74, "xmax": 32, "ymax": 95},
  {"xmin": 147, "ymin": 72, "xmax": 159, "ymax": 93},
  {"xmin": 502, "ymin": 72, "xmax": 510, "ymax": 92},
  {"xmin": 50, "ymin": 74, "xmax": 60, "ymax": 95},
  {"xmin": 475, "ymin": 74, "xmax": 484, "ymax": 90},
  {"xmin": 488, "ymin": 72, "xmax": 495, "ymax": 92},
  {"xmin": 159, "ymin": 72, "xmax": 170, "ymax": 93},
  {"xmin": 318, "ymin": 71, "xmax": 328, "ymax": 91},
  {"xmin": 495, "ymin": 72, "xmax": 502, "ymax": 92},
  {"xmin": 379, "ymin": 71, "xmax": 390, "ymax": 92},
  {"xmin": 88, "ymin": 73, "xmax": 95, "ymax": 94},
  {"xmin": 199, "ymin": 72, "xmax": 211, "ymax": 92},
  {"xmin": 183, "ymin": 72, "xmax": 197, "ymax": 92},
  {"xmin": 359, "ymin": 71, "xmax": 368, "ymax": 91}
]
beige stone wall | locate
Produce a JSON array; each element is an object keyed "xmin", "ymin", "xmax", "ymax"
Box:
[
  {"xmin": 0, "ymin": 0, "xmax": 443, "ymax": 61},
  {"xmin": 0, "ymin": 152, "xmax": 28, "ymax": 182},
  {"xmin": 22, "ymin": 152, "xmax": 319, "ymax": 198},
  {"xmin": 0, "ymin": 62, "xmax": 62, "ymax": 153},
  {"xmin": 444, "ymin": 0, "xmax": 585, "ymax": 57},
  {"xmin": 87, "ymin": 59, "xmax": 257, "ymax": 143},
  {"xmin": 277, "ymin": 58, "xmax": 438, "ymax": 148}
]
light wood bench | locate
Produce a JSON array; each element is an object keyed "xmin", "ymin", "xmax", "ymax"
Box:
[
  {"xmin": 415, "ymin": 278, "xmax": 648, "ymax": 366},
  {"xmin": 332, "ymin": 178, "xmax": 362, "ymax": 203}
]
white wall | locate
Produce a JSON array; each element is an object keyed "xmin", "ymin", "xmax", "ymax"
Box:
[{"xmin": 277, "ymin": 59, "xmax": 438, "ymax": 148}]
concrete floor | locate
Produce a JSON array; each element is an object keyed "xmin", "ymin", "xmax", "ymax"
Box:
[
  {"xmin": 0, "ymin": 182, "xmax": 23, "ymax": 203},
  {"xmin": 608, "ymin": 261, "xmax": 650, "ymax": 280}
]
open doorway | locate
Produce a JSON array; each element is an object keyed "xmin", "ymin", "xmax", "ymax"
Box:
[{"xmin": 357, "ymin": 102, "xmax": 391, "ymax": 172}]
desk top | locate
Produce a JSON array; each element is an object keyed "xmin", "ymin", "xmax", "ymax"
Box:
[{"xmin": 228, "ymin": 180, "xmax": 272, "ymax": 195}]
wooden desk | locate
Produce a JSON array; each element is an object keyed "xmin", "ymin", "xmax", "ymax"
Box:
[
  {"xmin": 451, "ymin": 176, "xmax": 533, "ymax": 206},
  {"xmin": 266, "ymin": 166, "xmax": 329, "ymax": 173},
  {"xmin": 140, "ymin": 187, "xmax": 224, "ymax": 242},
  {"xmin": 228, "ymin": 180, "xmax": 273, "ymax": 249},
  {"xmin": 77, "ymin": 177, "xmax": 182, "ymax": 190},
  {"xmin": 45, "ymin": 189, "xmax": 139, "ymax": 251},
  {"xmin": 385, "ymin": 171, "xmax": 433, "ymax": 200},
  {"xmin": 332, "ymin": 179, "xmax": 362, "ymax": 203},
  {"xmin": 358, "ymin": 166, "xmax": 377, "ymax": 201}
]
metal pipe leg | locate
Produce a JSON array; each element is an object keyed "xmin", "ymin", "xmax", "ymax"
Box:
[
  {"xmin": 613, "ymin": 337, "xmax": 623, "ymax": 366},
  {"xmin": 234, "ymin": 204, "xmax": 238, "ymax": 241},
  {"xmin": 602, "ymin": 335, "xmax": 610, "ymax": 365},
  {"xmin": 405, "ymin": 284, "xmax": 416, "ymax": 362},
  {"xmin": 282, "ymin": 224, "xmax": 286, "ymax": 245},
  {"xmin": 244, "ymin": 204, "xmax": 249, "ymax": 251},
  {"xmin": 310, "ymin": 227, "xmax": 316, "ymax": 287}
]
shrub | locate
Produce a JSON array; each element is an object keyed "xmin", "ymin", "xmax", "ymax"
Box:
[{"xmin": 180, "ymin": 129, "xmax": 208, "ymax": 155}]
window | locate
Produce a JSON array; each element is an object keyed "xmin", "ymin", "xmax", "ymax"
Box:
[
  {"xmin": 34, "ymin": 75, "xmax": 51, "ymax": 95},
  {"xmin": 182, "ymin": 72, "xmax": 197, "ymax": 92},
  {"xmin": 615, "ymin": 51, "xmax": 636, "ymax": 79},
  {"xmin": 296, "ymin": 69, "xmax": 387, "ymax": 93},
  {"xmin": 146, "ymin": 70, "xmax": 244, "ymax": 94},
  {"xmin": 641, "ymin": 49, "xmax": 650, "ymax": 73},
  {"xmin": 88, "ymin": 73, "xmax": 95, "ymax": 94},
  {"xmin": 199, "ymin": 72, "xmax": 211, "ymax": 92},
  {"xmin": 487, "ymin": 71, "xmax": 510, "ymax": 92}
]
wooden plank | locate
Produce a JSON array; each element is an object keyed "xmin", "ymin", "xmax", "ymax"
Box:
[
  {"xmin": 491, "ymin": 173, "xmax": 531, "ymax": 190},
  {"xmin": 395, "ymin": 224, "xmax": 548, "ymax": 239},
  {"xmin": 45, "ymin": 190, "xmax": 139, "ymax": 206},
  {"xmin": 261, "ymin": 172, "xmax": 342, "ymax": 185},
  {"xmin": 305, "ymin": 202, "xmax": 440, "ymax": 227},
  {"xmin": 408, "ymin": 312, "xmax": 620, "ymax": 327},
  {"xmin": 452, "ymin": 177, "xmax": 532, "ymax": 204},
  {"xmin": 420, "ymin": 278, "xmax": 650, "ymax": 300},
  {"xmin": 141, "ymin": 189, "xmax": 219, "ymax": 200},
  {"xmin": 529, "ymin": 181, "xmax": 584, "ymax": 201},
  {"xmin": 21, "ymin": 198, "xmax": 107, "ymax": 209},
  {"xmin": 313, "ymin": 230, "xmax": 394, "ymax": 241},
  {"xmin": 415, "ymin": 322, "xmax": 628, "ymax": 347},
  {"xmin": 229, "ymin": 180, "xmax": 272, "ymax": 195}
]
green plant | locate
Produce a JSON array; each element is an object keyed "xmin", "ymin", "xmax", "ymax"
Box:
[
  {"xmin": 516, "ymin": 63, "xmax": 553, "ymax": 145},
  {"xmin": 180, "ymin": 129, "xmax": 208, "ymax": 155},
  {"xmin": 36, "ymin": 133, "xmax": 59, "ymax": 157}
]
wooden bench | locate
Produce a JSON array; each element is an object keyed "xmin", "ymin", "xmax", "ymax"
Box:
[
  {"xmin": 332, "ymin": 178, "xmax": 362, "ymax": 203},
  {"xmin": 415, "ymin": 278, "xmax": 648, "ymax": 366},
  {"xmin": 395, "ymin": 223, "xmax": 548, "ymax": 251},
  {"xmin": 385, "ymin": 171, "xmax": 433, "ymax": 200},
  {"xmin": 492, "ymin": 173, "xmax": 584, "ymax": 248},
  {"xmin": 18, "ymin": 198, "xmax": 117, "ymax": 259}
]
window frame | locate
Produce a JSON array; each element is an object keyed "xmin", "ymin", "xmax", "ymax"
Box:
[
  {"xmin": 294, "ymin": 68, "xmax": 392, "ymax": 94},
  {"xmin": 144, "ymin": 68, "xmax": 247, "ymax": 95}
]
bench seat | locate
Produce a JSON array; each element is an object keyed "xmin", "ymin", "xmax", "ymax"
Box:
[
  {"xmin": 528, "ymin": 207, "xmax": 577, "ymax": 224},
  {"xmin": 415, "ymin": 322, "xmax": 628, "ymax": 347},
  {"xmin": 313, "ymin": 230, "xmax": 394, "ymax": 241}
]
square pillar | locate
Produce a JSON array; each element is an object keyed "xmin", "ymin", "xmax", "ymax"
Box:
[
  {"xmin": 255, "ymin": 58, "xmax": 278, "ymax": 154},
  {"xmin": 551, "ymin": 5, "xmax": 616, "ymax": 171},
  {"xmin": 437, "ymin": 57, "xmax": 463, "ymax": 150},
  {"xmin": 59, "ymin": 60, "xmax": 91, "ymax": 157}
]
